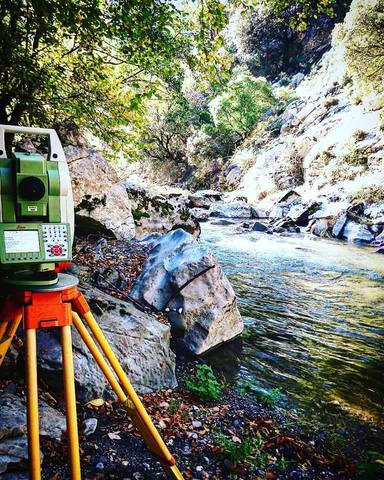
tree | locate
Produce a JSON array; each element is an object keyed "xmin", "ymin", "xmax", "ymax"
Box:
[
  {"xmin": 209, "ymin": 69, "xmax": 276, "ymax": 139},
  {"xmin": 0, "ymin": 1, "xmax": 184, "ymax": 151},
  {"xmin": 260, "ymin": 0, "xmax": 350, "ymax": 30},
  {"xmin": 334, "ymin": 0, "xmax": 384, "ymax": 94}
]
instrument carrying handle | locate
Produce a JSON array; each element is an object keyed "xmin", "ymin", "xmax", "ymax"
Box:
[{"xmin": 0, "ymin": 124, "xmax": 64, "ymax": 161}]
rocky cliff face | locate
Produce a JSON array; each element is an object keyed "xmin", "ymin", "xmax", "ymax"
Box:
[{"xmin": 216, "ymin": 3, "xmax": 383, "ymax": 245}]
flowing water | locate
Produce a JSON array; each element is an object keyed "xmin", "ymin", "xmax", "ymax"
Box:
[{"xmin": 201, "ymin": 222, "xmax": 384, "ymax": 425}]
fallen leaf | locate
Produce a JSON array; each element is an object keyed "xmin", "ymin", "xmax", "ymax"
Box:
[{"xmin": 86, "ymin": 398, "xmax": 105, "ymax": 407}]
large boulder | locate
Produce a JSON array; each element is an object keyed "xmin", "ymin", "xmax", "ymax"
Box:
[
  {"xmin": 340, "ymin": 220, "xmax": 374, "ymax": 244},
  {"xmin": 125, "ymin": 183, "xmax": 200, "ymax": 239},
  {"xmin": 66, "ymin": 146, "xmax": 135, "ymax": 240},
  {"xmin": 0, "ymin": 393, "xmax": 66, "ymax": 474},
  {"xmin": 209, "ymin": 201, "xmax": 258, "ymax": 219},
  {"xmin": 131, "ymin": 229, "xmax": 243, "ymax": 355},
  {"xmin": 188, "ymin": 190, "xmax": 223, "ymax": 209},
  {"xmin": 37, "ymin": 288, "xmax": 177, "ymax": 402}
]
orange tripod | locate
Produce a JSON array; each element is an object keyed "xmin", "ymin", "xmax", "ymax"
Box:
[{"xmin": 0, "ymin": 274, "xmax": 184, "ymax": 480}]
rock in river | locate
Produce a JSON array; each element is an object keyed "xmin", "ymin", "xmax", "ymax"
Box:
[
  {"xmin": 131, "ymin": 229, "xmax": 243, "ymax": 354},
  {"xmin": 341, "ymin": 220, "xmax": 374, "ymax": 244},
  {"xmin": 209, "ymin": 201, "xmax": 258, "ymax": 219}
]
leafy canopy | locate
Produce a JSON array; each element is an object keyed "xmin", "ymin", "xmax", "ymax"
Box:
[
  {"xmin": 0, "ymin": 0, "xmax": 183, "ymax": 149},
  {"xmin": 209, "ymin": 69, "xmax": 276, "ymax": 138}
]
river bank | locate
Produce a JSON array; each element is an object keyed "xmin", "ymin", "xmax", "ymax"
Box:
[
  {"xmin": 1, "ymin": 221, "xmax": 384, "ymax": 480},
  {"xmin": 1, "ymin": 227, "xmax": 383, "ymax": 478}
]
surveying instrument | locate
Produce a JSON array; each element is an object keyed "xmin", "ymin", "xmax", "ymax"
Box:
[{"xmin": 0, "ymin": 125, "xmax": 184, "ymax": 480}]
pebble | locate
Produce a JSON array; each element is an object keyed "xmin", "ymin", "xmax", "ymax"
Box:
[
  {"xmin": 95, "ymin": 462, "xmax": 104, "ymax": 471},
  {"xmin": 82, "ymin": 418, "xmax": 98, "ymax": 436},
  {"xmin": 196, "ymin": 466, "xmax": 203, "ymax": 472},
  {"xmin": 192, "ymin": 420, "xmax": 202, "ymax": 429}
]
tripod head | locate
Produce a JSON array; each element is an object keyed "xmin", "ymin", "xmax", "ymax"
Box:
[{"xmin": 0, "ymin": 125, "xmax": 74, "ymax": 286}]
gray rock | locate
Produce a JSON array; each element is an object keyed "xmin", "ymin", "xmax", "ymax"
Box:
[
  {"xmin": 210, "ymin": 219, "xmax": 237, "ymax": 226},
  {"xmin": 332, "ymin": 213, "xmax": 348, "ymax": 238},
  {"xmin": 126, "ymin": 183, "xmax": 200, "ymax": 238},
  {"xmin": 39, "ymin": 402, "xmax": 67, "ymax": 441},
  {"xmin": 209, "ymin": 201, "xmax": 257, "ymax": 219},
  {"xmin": 190, "ymin": 208, "xmax": 210, "ymax": 221},
  {"xmin": 0, "ymin": 393, "xmax": 65, "ymax": 474},
  {"xmin": 341, "ymin": 220, "xmax": 374, "ymax": 244},
  {"xmin": 83, "ymin": 418, "xmax": 98, "ymax": 436},
  {"xmin": 188, "ymin": 190, "xmax": 223, "ymax": 209},
  {"xmin": 66, "ymin": 146, "xmax": 135, "ymax": 240},
  {"xmin": 288, "ymin": 202, "xmax": 322, "ymax": 226},
  {"xmin": 252, "ymin": 222, "xmax": 268, "ymax": 232},
  {"xmin": 37, "ymin": 289, "xmax": 177, "ymax": 402},
  {"xmin": 290, "ymin": 72, "xmax": 305, "ymax": 89},
  {"xmin": 131, "ymin": 229, "xmax": 243, "ymax": 355},
  {"xmin": 91, "ymin": 267, "xmax": 127, "ymax": 291},
  {"xmin": 310, "ymin": 219, "xmax": 331, "ymax": 237},
  {"xmin": 225, "ymin": 166, "xmax": 242, "ymax": 187},
  {"xmin": 0, "ymin": 394, "xmax": 26, "ymax": 441},
  {"xmin": 0, "ymin": 436, "xmax": 29, "ymax": 474}
]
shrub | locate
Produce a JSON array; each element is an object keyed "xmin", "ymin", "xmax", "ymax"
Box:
[
  {"xmin": 209, "ymin": 69, "xmax": 276, "ymax": 140},
  {"xmin": 185, "ymin": 364, "xmax": 221, "ymax": 402},
  {"xmin": 257, "ymin": 387, "xmax": 284, "ymax": 407},
  {"xmin": 214, "ymin": 431, "xmax": 264, "ymax": 464}
]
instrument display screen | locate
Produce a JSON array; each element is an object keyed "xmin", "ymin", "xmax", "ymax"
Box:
[{"xmin": 4, "ymin": 230, "xmax": 40, "ymax": 253}]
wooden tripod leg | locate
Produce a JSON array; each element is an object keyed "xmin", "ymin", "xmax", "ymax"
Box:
[
  {"xmin": 61, "ymin": 325, "xmax": 81, "ymax": 480},
  {"xmin": 72, "ymin": 311, "xmax": 184, "ymax": 480},
  {"xmin": 25, "ymin": 329, "xmax": 41, "ymax": 480}
]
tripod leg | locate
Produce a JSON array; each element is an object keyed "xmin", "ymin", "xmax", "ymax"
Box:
[
  {"xmin": 72, "ymin": 311, "xmax": 184, "ymax": 480},
  {"xmin": 0, "ymin": 302, "xmax": 23, "ymax": 367},
  {"xmin": 71, "ymin": 313, "xmax": 160, "ymax": 454},
  {"xmin": 61, "ymin": 325, "xmax": 81, "ymax": 480},
  {"xmin": 25, "ymin": 329, "xmax": 41, "ymax": 480}
]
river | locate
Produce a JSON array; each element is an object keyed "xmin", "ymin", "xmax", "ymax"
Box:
[{"xmin": 200, "ymin": 221, "xmax": 384, "ymax": 426}]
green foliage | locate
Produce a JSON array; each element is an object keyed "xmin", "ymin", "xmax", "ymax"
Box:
[
  {"xmin": 185, "ymin": 364, "xmax": 222, "ymax": 402},
  {"xmin": 257, "ymin": 387, "xmax": 284, "ymax": 407},
  {"xmin": 214, "ymin": 431, "xmax": 264, "ymax": 463},
  {"xmin": 262, "ymin": 0, "xmax": 344, "ymax": 31},
  {"xmin": 0, "ymin": 1, "xmax": 183, "ymax": 148},
  {"xmin": 334, "ymin": 0, "xmax": 384, "ymax": 95},
  {"xmin": 209, "ymin": 69, "xmax": 276, "ymax": 139},
  {"xmin": 358, "ymin": 451, "xmax": 384, "ymax": 479}
]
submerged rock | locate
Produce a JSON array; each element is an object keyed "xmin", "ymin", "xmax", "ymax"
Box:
[
  {"xmin": 131, "ymin": 229, "xmax": 243, "ymax": 354},
  {"xmin": 37, "ymin": 288, "xmax": 177, "ymax": 402},
  {"xmin": 252, "ymin": 222, "xmax": 269, "ymax": 232}
]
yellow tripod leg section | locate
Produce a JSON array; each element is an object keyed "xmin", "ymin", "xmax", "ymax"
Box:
[
  {"xmin": 61, "ymin": 325, "xmax": 82, "ymax": 480},
  {"xmin": 0, "ymin": 306, "xmax": 22, "ymax": 367},
  {"xmin": 71, "ymin": 314, "xmax": 173, "ymax": 466},
  {"xmin": 73, "ymin": 311, "xmax": 184, "ymax": 480},
  {"xmin": 25, "ymin": 329, "xmax": 41, "ymax": 480}
]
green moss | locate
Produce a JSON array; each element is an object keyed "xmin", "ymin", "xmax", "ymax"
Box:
[
  {"xmin": 179, "ymin": 208, "xmax": 190, "ymax": 221},
  {"xmin": 132, "ymin": 208, "xmax": 150, "ymax": 221},
  {"xmin": 341, "ymin": 148, "xmax": 368, "ymax": 166}
]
